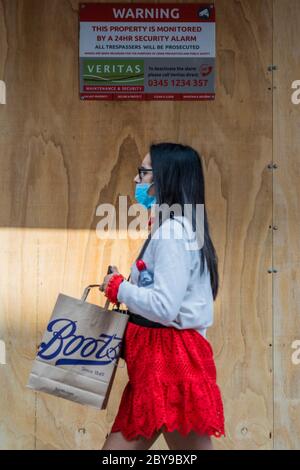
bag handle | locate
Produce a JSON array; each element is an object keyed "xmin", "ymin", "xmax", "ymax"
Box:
[
  {"xmin": 81, "ymin": 260, "xmax": 123, "ymax": 310},
  {"xmin": 81, "ymin": 284, "xmax": 103, "ymax": 302},
  {"xmin": 81, "ymin": 284, "xmax": 122, "ymax": 312},
  {"xmin": 81, "ymin": 262, "xmax": 128, "ymax": 311}
]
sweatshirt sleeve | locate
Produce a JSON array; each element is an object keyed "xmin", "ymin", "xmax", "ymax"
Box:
[{"xmin": 117, "ymin": 225, "xmax": 192, "ymax": 326}]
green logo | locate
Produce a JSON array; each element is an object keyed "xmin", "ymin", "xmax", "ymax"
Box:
[{"xmin": 83, "ymin": 59, "xmax": 144, "ymax": 85}]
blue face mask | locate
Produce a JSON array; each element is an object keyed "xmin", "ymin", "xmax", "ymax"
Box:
[{"xmin": 135, "ymin": 182, "xmax": 156, "ymax": 209}]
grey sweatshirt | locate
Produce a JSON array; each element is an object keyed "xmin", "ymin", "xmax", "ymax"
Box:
[{"xmin": 117, "ymin": 215, "xmax": 214, "ymax": 338}]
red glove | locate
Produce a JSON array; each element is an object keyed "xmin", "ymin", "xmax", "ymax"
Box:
[{"xmin": 104, "ymin": 273, "xmax": 125, "ymax": 304}]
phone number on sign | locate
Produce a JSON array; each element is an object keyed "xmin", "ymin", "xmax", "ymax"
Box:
[{"xmin": 148, "ymin": 79, "xmax": 208, "ymax": 87}]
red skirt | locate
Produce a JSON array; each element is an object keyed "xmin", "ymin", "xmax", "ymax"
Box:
[{"xmin": 111, "ymin": 321, "xmax": 225, "ymax": 441}]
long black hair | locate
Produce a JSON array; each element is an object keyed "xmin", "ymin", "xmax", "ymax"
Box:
[{"xmin": 149, "ymin": 142, "xmax": 219, "ymax": 300}]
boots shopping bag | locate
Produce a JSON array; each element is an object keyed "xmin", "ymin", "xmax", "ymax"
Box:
[{"xmin": 27, "ymin": 284, "xmax": 129, "ymax": 410}]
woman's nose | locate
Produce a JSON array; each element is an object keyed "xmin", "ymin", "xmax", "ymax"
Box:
[{"xmin": 134, "ymin": 174, "xmax": 140, "ymax": 183}]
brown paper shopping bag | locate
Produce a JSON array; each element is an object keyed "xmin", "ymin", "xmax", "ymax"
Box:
[{"xmin": 27, "ymin": 284, "xmax": 129, "ymax": 410}]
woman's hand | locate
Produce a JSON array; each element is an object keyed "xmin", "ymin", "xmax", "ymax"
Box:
[{"xmin": 100, "ymin": 265, "xmax": 120, "ymax": 292}]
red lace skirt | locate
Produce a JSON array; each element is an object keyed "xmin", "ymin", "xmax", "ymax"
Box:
[{"xmin": 111, "ymin": 321, "xmax": 225, "ymax": 441}]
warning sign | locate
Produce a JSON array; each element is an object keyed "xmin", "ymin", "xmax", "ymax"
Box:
[{"xmin": 79, "ymin": 3, "xmax": 215, "ymax": 100}]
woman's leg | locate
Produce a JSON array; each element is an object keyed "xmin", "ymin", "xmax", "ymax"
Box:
[
  {"xmin": 163, "ymin": 429, "xmax": 214, "ymax": 450},
  {"xmin": 101, "ymin": 429, "xmax": 163, "ymax": 451}
]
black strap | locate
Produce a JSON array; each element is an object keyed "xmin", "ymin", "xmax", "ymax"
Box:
[{"xmin": 126, "ymin": 231, "xmax": 152, "ymax": 282}]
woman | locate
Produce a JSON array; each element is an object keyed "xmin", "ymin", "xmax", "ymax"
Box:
[{"xmin": 100, "ymin": 142, "xmax": 225, "ymax": 450}]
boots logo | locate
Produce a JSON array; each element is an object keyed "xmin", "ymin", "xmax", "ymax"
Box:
[{"xmin": 37, "ymin": 318, "xmax": 122, "ymax": 366}]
